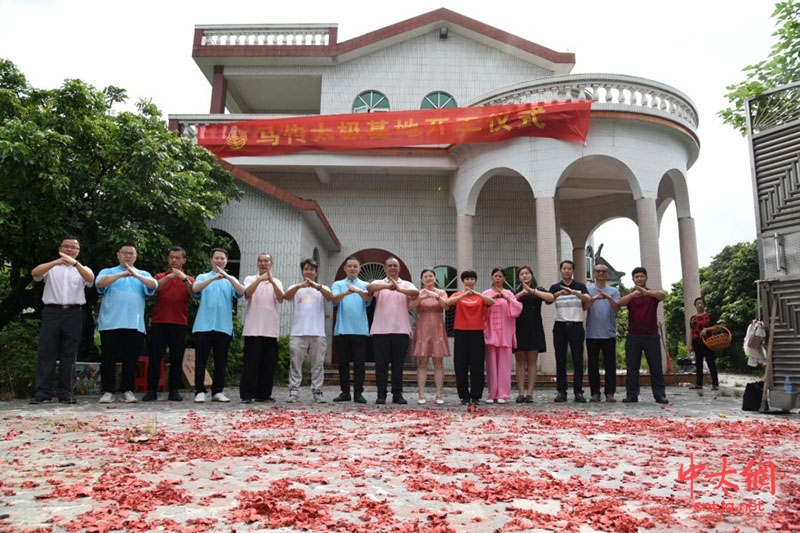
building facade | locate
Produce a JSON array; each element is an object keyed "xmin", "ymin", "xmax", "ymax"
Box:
[{"xmin": 169, "ymin": 8, "xmax": 702, "ymax": 374}]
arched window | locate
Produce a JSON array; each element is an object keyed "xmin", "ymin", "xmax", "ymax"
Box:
[
  {"xmin": 353, "ymin": 90, "xmax": 390, "ymax": 113},
  {"xmin": 434, "ymin": 265, "xmax": 458, "ymax": 336},
  {"xmin": 421, "ymin": 91, "xmax": 457, "ymax": 109}
]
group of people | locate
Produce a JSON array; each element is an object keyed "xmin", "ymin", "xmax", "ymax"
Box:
[{"xmin": 31, "ymin": 237, "xmax": 707, "ymax": 407}]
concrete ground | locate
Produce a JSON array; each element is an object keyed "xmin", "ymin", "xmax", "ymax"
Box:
[{"xmin": 0, "ymin": 375, "xmax": 797, "ymax": 532}]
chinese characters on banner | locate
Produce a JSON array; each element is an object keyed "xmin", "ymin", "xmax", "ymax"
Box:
[
  {"xmin": 197, "ymin": 101, "xmax": 592, "ymax": 157},
  {"xmin": 677, "ymin": 452, "xmax": 776, "ymax": 499}
]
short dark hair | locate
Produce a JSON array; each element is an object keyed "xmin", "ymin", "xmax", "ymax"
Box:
[
  {"xmin": 168, "ymin": 246, "xmax": 186, "ymax": 258},
  {"xmin": 560, "ymin": 260, "xmax": 575, "ymax": 269},
  {"xmin": 631, "ymin": 266, "xmax": 648, "ymax": 277},
  {"xmin": 118, "ymin": 242, "xmax": 136, "ymax": 252},
  {"xmin": 210, "ymin": 247, "xmax": 228, "ymax": 258},
  {"xmin": 460, "ymin": 270, "xmax": 477, "ymax": 281},
  {"xmin": 344, "ymin": 255, "xmax": 360, "ymax": 265},
  {"xmin": 300, "ymin": 258, "xmax": 318, "ymax": 270},
  {"xmin": 694, "ymin": 297, "xmax": 705, "ymax": 306},
  {"xmin": 61, "ymin": 236, "xmax": 80, "ymax": 245}
]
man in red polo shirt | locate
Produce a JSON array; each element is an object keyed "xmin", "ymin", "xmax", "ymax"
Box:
[{"xmin": 143, "ymin": 247, "xmax": 195, "ymax": 401}]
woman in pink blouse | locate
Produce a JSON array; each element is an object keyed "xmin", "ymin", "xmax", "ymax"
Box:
[
  {"xmin": 409, "ymin": 268, "xmax": 450, "ymax": 404},
  {"xmin": 483, "ymin": 268, "xmax": 522, "ymax": 403}
]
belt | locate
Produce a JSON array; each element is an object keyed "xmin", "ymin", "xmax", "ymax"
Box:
[
  {"xmin": 44, "ymin": 304, "xmax": 82, "ymax": 309},
  {"xmin": 556, "ymin": 321, "xmax": 583, "ymax": 326}
]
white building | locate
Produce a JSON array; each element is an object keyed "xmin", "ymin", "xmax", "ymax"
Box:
[{"xmin": 170, "ymin": 8, "xmax": 701, "ymax": 374}]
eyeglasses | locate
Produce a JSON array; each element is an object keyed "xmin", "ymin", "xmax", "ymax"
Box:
[{"xmin": 594, "ymin": 269, "xmax": 608, "ymax": 273}]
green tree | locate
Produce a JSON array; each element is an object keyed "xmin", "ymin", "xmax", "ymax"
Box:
[
  {"xmin": 720, "ymin": 0, "xmax": 800, "ymax": 134},
  {"xmin": 0, "ymin": 60, "xmax": 243, "ymax": 342}
]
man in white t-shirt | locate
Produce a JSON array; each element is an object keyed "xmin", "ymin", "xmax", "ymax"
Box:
[{"xmin": 283, "ymin": 258, "xmax": 334, "ymax": 403}]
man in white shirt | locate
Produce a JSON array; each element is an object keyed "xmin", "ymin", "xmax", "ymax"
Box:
[
  {"xmin": 283, "ymin": 258, "xmax": 333, "ymax": 403},
  {"xmin": 30, "ymin": 237, "xmax": 94, "ymax": 404}
]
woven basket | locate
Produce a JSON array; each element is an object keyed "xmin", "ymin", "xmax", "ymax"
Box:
[{"xmin": 702, "ymin": 325, "xmax": 732, "ymax": 351}]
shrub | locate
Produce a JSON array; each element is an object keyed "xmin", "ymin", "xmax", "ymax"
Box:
[{"xmin": 0, "ymin": 317, "xmax": 40, "ymax": 400}]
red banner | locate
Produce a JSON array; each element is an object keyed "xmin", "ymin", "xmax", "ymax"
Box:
[{"xmin": 197, "ymin": 101, "xmax": 591, "ymax": 157}]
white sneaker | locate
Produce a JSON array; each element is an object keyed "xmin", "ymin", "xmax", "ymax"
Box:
[
  {"xmin": 194, "ymin": 392, "xmax": 206, "ymax": 403},
  {"xmin": 212, "ymin": 392, "xmax": 230, "ymax": 402},
  {"xmin": 98, "ymin": 392, "xmax": 114, "ymax": 404},
  {"xmin": 122, "ymin": 391, "xmax": 138, "ymax": 403},
  {"xmin": 312, "ymin": 390, "xmax": 326, "ymax": 403},
  {"xmin": 496, "ymin": 398, "xmax": 507, "ymax": 404},
  {"xmin": 287, "ymin": 391, "xmax": 300, "ymax": 403},
  {"xmin": 485, "ymin": 399, "xmax": 495, "ymax": 404}
]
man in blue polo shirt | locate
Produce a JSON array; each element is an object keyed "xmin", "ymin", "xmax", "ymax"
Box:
[
  {"xmin": 330, "ymin": 256, "xmax": 372, "ymax": 404},
  {"xmin": 96, "ymin": 243, "xmax": 157, "ymax": 404}
]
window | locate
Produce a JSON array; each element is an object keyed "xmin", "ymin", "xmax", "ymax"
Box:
[
  {"xmin": 353, "ymin": 91, "xmax": 390, "ymax": 113},
  {"xmin": 502, "ymin": 266, "xmax": 519, "ymax": 292},
  {"xmin": 434, "ymin": 265, "xmax": 458, "ymax": 336},
  {"xmin": 421, "ymin": 91, "xmax": 456, "ymax": 109}
]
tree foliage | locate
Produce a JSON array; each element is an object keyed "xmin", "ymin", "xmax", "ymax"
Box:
[
  {"xmin": 720, "ymin": 0, "xmax": 800, "ymax": 134},
  {"xmin": 664, "ymin": 242, "xmax": 759, "ymax": 370},
  {"xmin": 0, "ymin": 59, "xmax": 243, "ymax": 337}
]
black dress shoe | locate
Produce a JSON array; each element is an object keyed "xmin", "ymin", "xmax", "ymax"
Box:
[
  {"xmin": 589, "ymin": 394, "xmax": 602, "ymax": 402},
  {"xmin": 470, "ymin": 398, "xmax": 481, "ymax": 405},
  {"xmin": 605, "ymin": 394, "xmax": 616, "ymax": 403},
  {"xmin": 58, "ymin": 397, "xmax": 77, "ymax": 404},
  {"xmin": 353, "ymin": 394, "xmax": 367, "ymax": 404},
  {"xmin": 655, "ymin": 396, "xmax": 669, "ymax": 404},
  {"xmin": 554, "ymin": 392, "xmax": 567, "ymax": 403},
  {"xmin": 168, "ymin": 391, "xmax": 183, "ymax": 401},
  {"xmin": 392, "ymin": 395, "xmax": 408, "ymax": 405},
  {"xmin": 622, "ymin": 396, "xmax": 638, "ymax": 403},
  {"xmin": 376, "ymin": 396, "xmax": 386, "ymax": 405},
  {"xmin": 460, "ymin": 398, "xmax": 470, "ymax": 405},
  {"xmin": 333, "ymin": 392, "xmax": 352, "ymax": 402},
  {"xmin": 574, "ymin": 394, "xmax": 587, "ymax": 403},
  {"xmin": 142, "ymin": 391, "xmax": 158, "ymax": 402},
  {"xmin": 29, "ymin": 397, "xmax": 50, "ymax": 404},
  {"xmin": 240, "ymin": 398, "xmax": 254, "ymax": 404}
]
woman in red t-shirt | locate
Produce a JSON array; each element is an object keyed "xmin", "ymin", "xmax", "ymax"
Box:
[
  {"xmin": 445, "ymin": 270, "xmax": 495, "ymax": 405},
  {"xmin": 689, "ymin": 297, "xmax": 719, "ymax": 390}
]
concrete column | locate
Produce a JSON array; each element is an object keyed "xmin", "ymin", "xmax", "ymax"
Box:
[
  {"xmin": 456, "ymin": 214, "xmax": 474, "ymax": 275},
  {"xmin": 572, "ymin": 246, "xmax": 586, "ymax": 283},
  {"xmin": 635, "ymin": 196, "xmax": 667, "ymax": 368},
  {"xmin": 678, "ymin": 216, "xmax": 701, "ymax": 347},
  {"xmin": 536, "ymin": 196, "xmax": 558, "ymax": 375}
]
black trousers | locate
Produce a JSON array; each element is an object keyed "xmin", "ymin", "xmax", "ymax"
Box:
[
  {"xmin": 239, "ymin": 335, "xmax": 278, "ymax": 400},
  {"xmin": 148, "ymin": 323, "xmax": 187, "ymax": 392},
  {"xmin": 372, "ymin": 334, "xmax": 408, "ymax": 398},
  {"xmin": 553, "ymin": 322, "xmax": 585, "ymax": 395},
  {"xmin": 34, "ymin": 306, "xmax": 83, "ymax": 400},
  {"xmin": 586, "ymin": 337, "xmax": 617, "ymax": 396},
  {"xmin": 454, "ymin": 330, "xmax": 485, "ymax": 401},
  {"xmin": 194, "ymin": 331, "xmax": 232, "ymax": 395},
  {"xmin": 693, "ymin": 336, "xmax": 719, "ymax": 387},
  {"xmin": 335, "ymin": 334, "xmax": 367, "ymax": 395},
  {"xmin": 100, "ymin": 329, "xmax": 144, "ymax": 394},
  {"xmin": 625, "ymin": 333, "xmax": 666, "ymax": 399}
]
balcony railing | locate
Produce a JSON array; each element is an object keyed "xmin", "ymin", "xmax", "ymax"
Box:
[
  {"xmin": 469, "ymin": 73, "xmax": 699, "ymax": 135},
  {"xmin": 197, "ymin": 24, "xmax": 335, "ymax": 47},
  {"xmin": 170, "ymin": 74, "xmax": 698, "ymax": 142}
]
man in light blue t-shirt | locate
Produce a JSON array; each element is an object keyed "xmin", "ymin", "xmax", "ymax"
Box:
[
  {"xmin": 330, "ymin": 256, "xmax": 372, "ymax": 404},
  {"xmin": 96, "ymin": 243, "xmax": 157, "ymax": 404},
  {"xmin": 585, "ymin": 264, "xmax": 621, "ymax": 403}
]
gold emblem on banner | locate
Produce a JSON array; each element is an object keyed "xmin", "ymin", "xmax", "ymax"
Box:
[{"xmin": 226, "ymin": 127, "xmax": 247, "ymax": 150}]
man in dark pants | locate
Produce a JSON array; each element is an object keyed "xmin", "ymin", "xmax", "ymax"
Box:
[
  {"xmin": 367, "ymin": 257, "xmax": 419, "ymax": 405},
  {"xmin": 331, "ymin": 256, "xmax": 372, "ymax": 404},
  {"xmin": 143, "ymin": 246, "xmax": 194, "ymax": 402},
  {"xmin": 618, "ymin": 266, "xmax": 668, "ymax": 404},
  {"xmin": 96, "ymin": 243, "xmax": 157, "ymax": 404},
  {"xmin": 585, "ymin": 265, "xmax": 621, "ymax": 402},
  {"xmin": 31, "ymin": 237, "xmax": 94, "ymax": 404},
  {"xmin": 547, "ymin": 260, "xmax": 592, "ymax": 403}
]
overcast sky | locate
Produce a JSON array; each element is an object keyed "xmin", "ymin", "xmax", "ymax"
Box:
[{"xmin": 0, "ymin": 0, "xmax": 778, "ymax": 287}]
